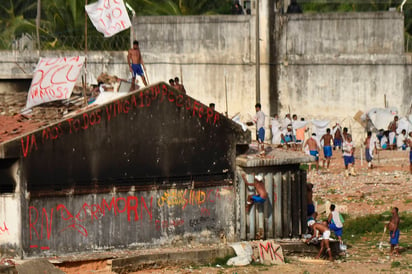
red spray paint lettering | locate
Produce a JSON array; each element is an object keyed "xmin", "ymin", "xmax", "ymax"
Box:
[{"xmin": 29, "ymin": 196, "xmax": 153, "ymax": 241}]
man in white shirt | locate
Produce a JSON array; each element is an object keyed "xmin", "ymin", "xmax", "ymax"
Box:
[
  {"xmin": 397, "ymin": 129, "xmax": 407, "ymax": 150},
  {"xmin": 254, "ymin": 103, "xmax": 265, "ymax": 154}
]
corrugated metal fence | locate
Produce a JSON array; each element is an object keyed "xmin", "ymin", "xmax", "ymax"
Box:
[{"xmin": 237, "ymin": 166, "xmax": 307, "ymax": 240}]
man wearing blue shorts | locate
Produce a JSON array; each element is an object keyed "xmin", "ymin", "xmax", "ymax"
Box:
[
  {"xmin": 127, "ymin": 40, "xmax": 148, "ymax": 90},
  {"xmin": 253, "ymin": 103, "xmax": 265, "ymax": 155},
  {"xmin": 320, "ymin": 128, "xmax": 334, "ymax": 170},
  {"xmin": 241, "ymin": 173, "xmax": 268, "ymax": 213},
  {"xmin": 386, "ymin": 207, "xmax": 400, "ymax": 256},
  {"xmin": 342, "ymin": 134, "xmax": 356, "ymax": 177},
  {"xmin": 304, "ymin": 133, "xmax": 320, "ymax": 173}
]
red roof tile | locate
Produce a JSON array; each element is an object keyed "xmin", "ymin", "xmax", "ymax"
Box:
[{"xmin": 0, "ymin": 91, "xmax": 85, "ymax": 144}]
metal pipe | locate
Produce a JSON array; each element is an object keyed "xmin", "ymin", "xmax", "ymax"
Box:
[{"xmin": 255, "ymin": 0, "xmax": 261, "ymax": 103}]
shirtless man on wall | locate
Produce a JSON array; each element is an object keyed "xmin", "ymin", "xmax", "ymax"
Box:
[
  {"xmin": 127, "ymin": 40, "xmax": 147, "ymax": 90},
  {"xmin": 241, "ymin": 173, "xmax": 268, "ymax": 213}
]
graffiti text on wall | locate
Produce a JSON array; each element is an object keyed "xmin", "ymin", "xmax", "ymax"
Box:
[
  {"xmin": 20, "ymin": 84, "xmax": 220, "ymax": 158},
  {"xmin": 29, "ymin": 196, "xmax": 153, "ymax": 241}
]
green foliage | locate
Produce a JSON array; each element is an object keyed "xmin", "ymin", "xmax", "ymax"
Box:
[
  {"xmin": 344, "ymin": 212, "xmax": 412, "ymax": 237},
  {"xmin": 391, "ymin": 261, "xmax": 401, "ymax": 268},
  {"xmin": 1, "ymin": 0, "xmax": 411, "ymax": 50},
  {"xmin": 0, "ymin": 0, "xmax": 233, "ymax": 50},
  {"xmin": 0, "ymin": 0, "xmax": 38, "ymax": 48}
]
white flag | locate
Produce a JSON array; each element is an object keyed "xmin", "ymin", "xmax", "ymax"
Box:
[{"xmin": 85, "ymin": 0, "xmax": 131, "ymax": 38}]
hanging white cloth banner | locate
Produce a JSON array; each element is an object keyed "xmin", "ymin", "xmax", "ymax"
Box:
[
  {"xmin": 85, "ymin": 0, "xmax": 132, "ymax": 38},
  {"xmin": 25, "ymin": 56, "xmax": 85, "ymax": 109}
]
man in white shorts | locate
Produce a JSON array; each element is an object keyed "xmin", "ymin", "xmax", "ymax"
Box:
[{"xmin": 306, "ymin": 220, "xmax": 333, "ymax": 261}]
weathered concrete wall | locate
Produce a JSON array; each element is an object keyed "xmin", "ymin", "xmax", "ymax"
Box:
[
  {"xmin": 280, "ymin": 12, "xmax": 404, "ymax": 55},
  {"xmin": 0, "ymin": 159, "xmax": 21, "ymax": 256},
  {"xmin": 131, "ymin": 15, "xmax": 260, "ymax": 117},
  {"xmin": 24, "ymin": 184, "xmax": 235, "ymax": 257},
  {"xmin": 277, "ymin": 12, "xmax": 412, "ymax": 143},
  {"xmin": 1, "ymin": 11, "xmax": 412, "ymax": 144},
  {"xmin": 0, "ymin": 195, "xmax": 20, "ymax": 255}
]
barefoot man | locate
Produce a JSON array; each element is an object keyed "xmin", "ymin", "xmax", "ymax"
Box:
[
  {"xmin": 320, "ymin": 128, "xmax": 334, "ymax": 170},
  {"xmin": 306, "ymin": 220, "xmax": 334, "ymax": 261},
  {"xmin": 127, "ymin": 40, "xmax": 147, "ymax": 90},
  {"xmin": 304, "ymin": 133, "xmax": 320, "ymax": 173},
  {"xmin": 241, "ymin": 173, "xmax": 268, "ymax": 212},
  {"xmin": 386, "ymin": 207, "xmax": 400, "ymax": 256}
]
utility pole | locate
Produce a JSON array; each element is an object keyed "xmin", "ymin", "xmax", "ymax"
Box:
[
  {"xmin": 36, "ymin": 0, "xmax": 41, "ymax": 51},
  {"xmin": 255, "ymin": 0, "xmax": 260, "ymax": 103}
]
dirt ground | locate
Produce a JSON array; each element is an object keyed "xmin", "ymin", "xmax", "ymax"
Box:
[{"xmin": 130, "ymin": 148, "xmax": 412, "ymax": 274}]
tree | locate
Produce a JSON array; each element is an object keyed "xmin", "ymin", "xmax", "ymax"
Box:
[{"xmin": 0, "ymin": 0, "xmax": 38, "ymax": 48}]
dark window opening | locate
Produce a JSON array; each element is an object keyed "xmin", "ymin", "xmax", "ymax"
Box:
[{"xmin": 0, "ymin": 158, "xmax": 18, "ymax": 193}]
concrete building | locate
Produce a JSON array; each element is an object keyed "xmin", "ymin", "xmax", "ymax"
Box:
[
  {"xmin": 0, "ymin": 83, "xmax": 252, "ymax": 257},
  {"xmin": 0, "ymin": 81, "xmax": 314, "ymax": 258}
]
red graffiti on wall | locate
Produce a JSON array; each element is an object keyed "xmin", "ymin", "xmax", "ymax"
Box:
[
  {"xmin": 0, "ymin": 222, "xmax": 9, "ymax": 235},
  {"xmin": 20, "ymin": 84, "xmax": 220, "ymax": 158},
  {"xmin": 259, "ymin": 241, "xmax": 284, "ymax": 262},
  {"xmin": 29, "ymin": 196, "xmax": 153, "ymax": 241}
]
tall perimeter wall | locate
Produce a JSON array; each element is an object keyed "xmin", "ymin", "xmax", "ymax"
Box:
[
  {"xmin": 1, "ymin": 11, "xmax": 411, "ymax": 142},
  {"xmin": 277, "ymin": 12, "xmax": 412, "ymax": 141}
]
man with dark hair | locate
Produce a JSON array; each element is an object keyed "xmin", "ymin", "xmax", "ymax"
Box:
[
  {"xmin": 287, "ymin": 0, "xmax": 302, "ymax": 14},
  {"xmin": 209, "ymin": 103, "xmax": 215, "ymax": 110},
  {"xmin": 328, "ymin": 204, "xmax": 344, "ymax": 244},
  {"xmin": 232, "ymin": 1, "xmax": 244, "ymax": 14},
  {"xmin": 306, "ymin": 220, "xmax": 333, "ymax": 261},
  {"xmin": 127, "ymin": 40, "xmax": 147, "ymax": 90},
  {"xmin": 169, "ymin": 78, "xmax": 175, "ymax": 86},
  {"xmin": 320, "ymin": 128, "xmax": 334, "ymax": 170},
  {"xmin": 254, "ymin": 103, "xmax": 265, "ymax": 154},
  {"xmin": 364, "ymin": 131, "xmax": 377, "ymax": 169},
  {"xmin": 343, "ymin": 134, "xmax": 356, "ymax": 177},
  {"xmin": 241, "ymin": 173, "xmax": 268, "ymax": 213},
  {"xmin": 304, "ymin": 133, "xmax": 320, "ymax": 173},
  {"xmin": 174, "ymin": 77, "xmax": 186, "ymax": 94},
  {"xmin": 388, "ymin": 116, "xmax": 398, "ymax": 150},
  {"xmin": 386, "ymin": 207, "xmax": 400, "ymax": 256}
]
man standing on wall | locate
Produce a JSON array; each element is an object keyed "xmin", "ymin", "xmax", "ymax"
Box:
[
  {"xmin": 128, "ymin": 40, "xmax": 148, "ymax": 90},
  {"xmin": 254, "ymin": 103, "xmax": 266, "ymax": 155}
]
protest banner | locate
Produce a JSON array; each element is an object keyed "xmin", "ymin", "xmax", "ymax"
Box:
[
  {"xmin": 26, "ymin": 56, "xmax": 85, "ymax": 109},
  {"xmin": 85, "ymin": 0, "xmax": 131, "ymax": 38}
]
